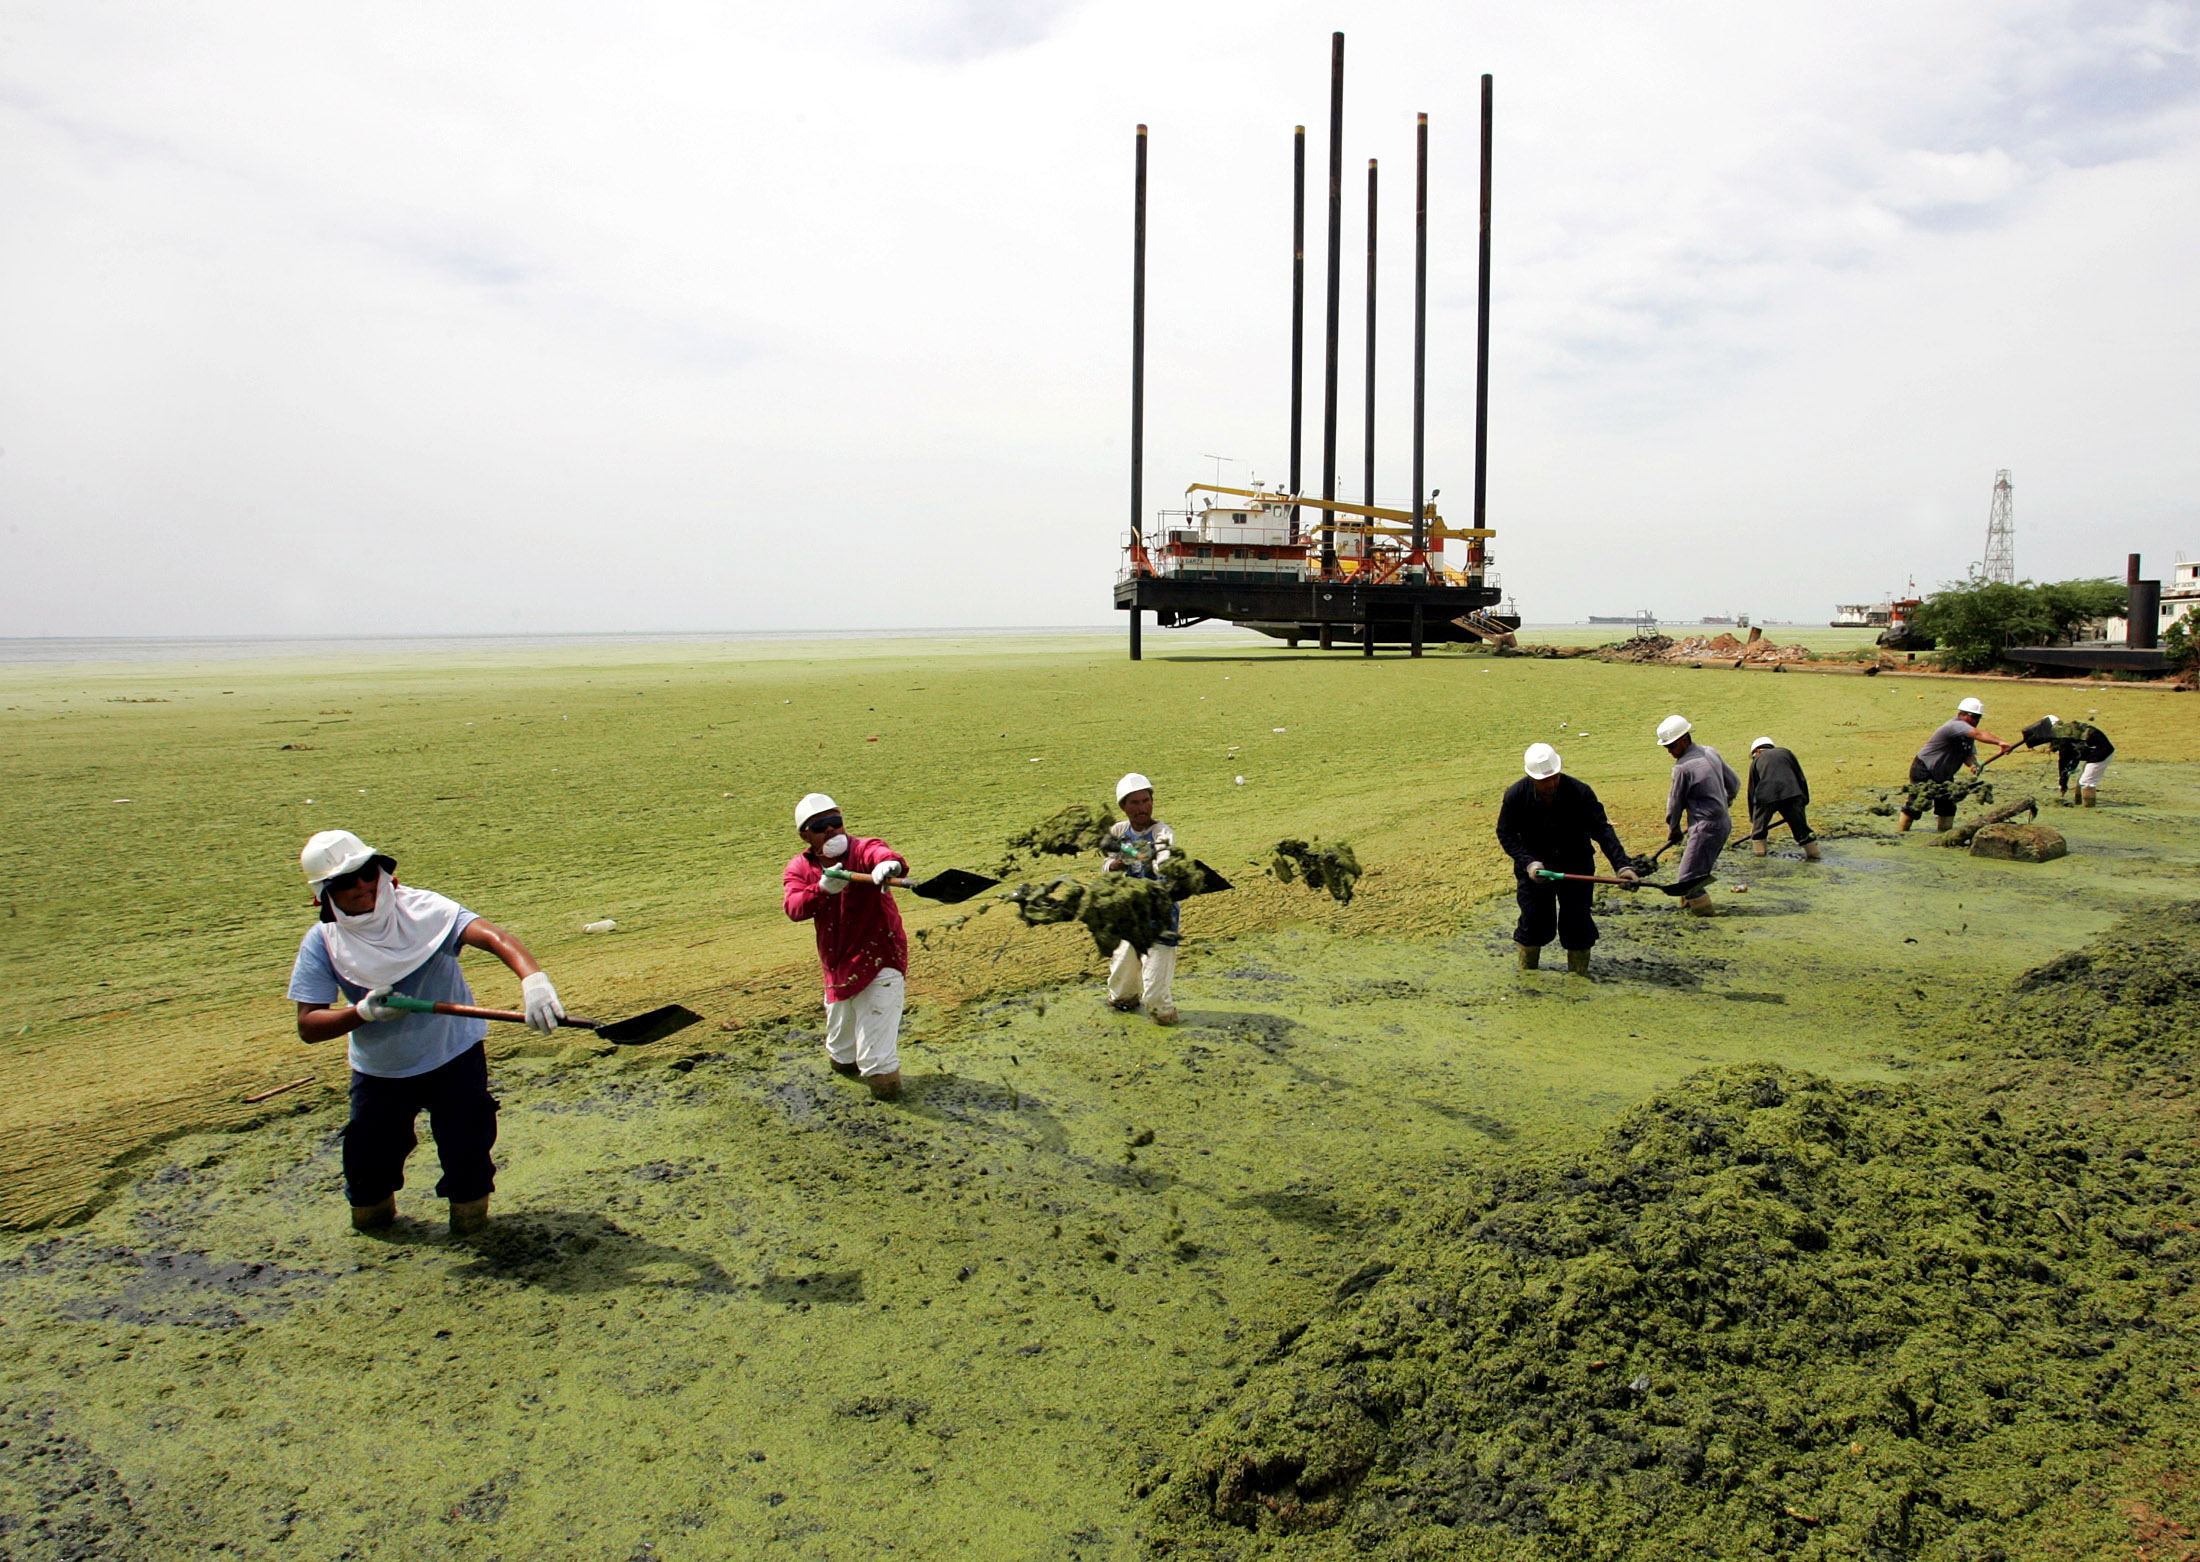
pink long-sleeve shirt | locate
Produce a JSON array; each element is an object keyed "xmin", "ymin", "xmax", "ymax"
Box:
[{"xmin": 783, "ymin": 836, "xmax": 909, "ymax": 1002}]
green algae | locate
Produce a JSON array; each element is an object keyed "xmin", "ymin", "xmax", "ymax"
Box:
[
  {"xmin": 1005, "ymin": 871, "xmax": 1176, "ymax": 955},
  {"xmin": 1997, "ymin": 901, "xmax": 2200, "ymax": 1061},
  {"xmin": 1006, "ymin": 801, "xmax": 1118, "ymax": 858},
  {"xmin": 1270, "ymin": 840, "xmax": 1363, "ymax": 905},
  {"xmin": 1151, "ymin": 1063, "xmax": 2200, "ymax": 1559}
]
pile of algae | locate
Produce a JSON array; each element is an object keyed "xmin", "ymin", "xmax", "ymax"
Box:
[
  {"xmin": 1149, "ymin": 1062, "xmax": 2200, "ymax": 1559},
  {"xmin": 1997, "ymin": 899, "xmax": 2200, "ymax": 1062}
]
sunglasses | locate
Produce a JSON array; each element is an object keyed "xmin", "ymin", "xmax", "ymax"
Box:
[
  {"xmin": 804, "ymin": 816, "xmax": 844, "ymax": 834},
  {"xmin": 322, "ymin": 864, "xmax": 379, "ymax": 896}
]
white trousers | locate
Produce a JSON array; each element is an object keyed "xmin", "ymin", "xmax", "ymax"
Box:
[
  {"xmin": 2079, "ymin": 758, "xmax": 2110, "ymax": 790},
  {"xmin": 1107, "ymin": 941, "xmax": 1177, "ymax": 1009},
  {"xmin": 824, "ymin": 968, "xmax": 904, "ymax": 1077}
]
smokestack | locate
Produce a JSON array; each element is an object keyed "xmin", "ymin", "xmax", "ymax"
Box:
[
  {"xmin": 1130, "ymin": 124, "xmax": 1147, "ymax": 662},
  {"xmin": 1320, "ymin": 32, "xmax": 1344, "ymax": 579},
  {"xmin": 1411, "ymin": 112, "xmax": 1427, "ymax": 569},
  {"xmin": 1472, "ymin": 74, "xmax": 1493, "ymax": 567}
]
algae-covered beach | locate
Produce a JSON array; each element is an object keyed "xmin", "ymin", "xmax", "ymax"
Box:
[{"xmin": 3, "ymin": 631, "xmax": 2197, "ymax": 1560}]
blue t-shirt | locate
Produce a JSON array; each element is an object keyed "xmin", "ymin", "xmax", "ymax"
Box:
[{"xmin": 286, "ymin": 911, "xmax": 485, "ymax": 1079}]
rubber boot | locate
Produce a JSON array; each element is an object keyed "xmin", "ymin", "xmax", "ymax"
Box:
[
  {"xmin": 1933, "ymin": 815, "xmax": 1951, "ymax": 833},
  {"xmin": 865, "ymin": 1070, "xmax": 903, "ymax": 1101},
  {"xmin": 825, "ymin": 1048, "xmax": 860, "ymax": 1079},
  {"xmin": 1750, "ymin": 837, "xmax": 1767, "ymax": 856},
  {"xmin": 1516, "ymin": 942, "xmax": 1540, "ymax": 970},
  {"xmin": 448, "ymin": 1197, "xmax": 490, "ymax": 1237},
  {"xmin": 351, "ymin": 1196, "xmax": 395, "ymax": 1233},
  {"xmin": 2081, "ymin": 787, "xmax": 2097, "ymax": 808},
  {"xmin": 1803, "ymin": 840, "xmax": 1822, "ymax": 861},
  {"xmin": 1896, "ymin": 814, "xmax": 1913, "ymax": 832},
  {"xmin": 1566, "ymin": 948, "xmax": 1591, "ymax": 977},
  {"xmin": 1683, "ymin": 894, "xmax": 1717, "ymax": 918}
]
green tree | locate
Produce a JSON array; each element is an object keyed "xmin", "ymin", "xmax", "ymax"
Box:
[
  {"xmin": 1909, "ymin": 577, "xmax": 2127, "ymax": 672},
  {"xmin": 2164, "ymin": 613, "xmax": 2199, "ymax": 675}
]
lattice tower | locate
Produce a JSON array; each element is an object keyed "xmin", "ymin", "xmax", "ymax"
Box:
[{"xmin": 1982, "ymin": 469, "xmax": 2015, "ymax": 584}]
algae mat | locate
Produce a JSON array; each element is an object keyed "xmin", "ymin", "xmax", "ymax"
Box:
[{"xmin": 2, "ymin": 635, "xmax": 2196, "ymax": 1559}]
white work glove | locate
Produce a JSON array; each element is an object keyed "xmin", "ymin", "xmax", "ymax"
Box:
[
  {"xmin": 871, "ymin": 859, "xmax": 903, "ymax": 887},
  {"xmin": 1617, "ymin": 866, "xmax": 1640, "ymax": 886},
  {"xmin": 820, "ymin": 868, "xmax": 848, "ymax": 894},
  {"xmin": 1525, "ymin": 860, "xmax": 1545, "ymax": 880},
  {"xmin": 521, "ymin": 971, "xmax": 564, "ymax": 1034},
  {"xmin": 354, "ymin": 987, "xmax": 401, "ymax": 1023}
]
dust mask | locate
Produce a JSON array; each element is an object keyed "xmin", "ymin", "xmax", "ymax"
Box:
[{"xmin": 822, "ymin": 833, "xmax": 849, "ymax": 859}]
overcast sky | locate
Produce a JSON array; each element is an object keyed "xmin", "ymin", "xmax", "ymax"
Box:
[{"xmin": 3, "ymin": 0, "xmax": 2196, "ymax": 635}]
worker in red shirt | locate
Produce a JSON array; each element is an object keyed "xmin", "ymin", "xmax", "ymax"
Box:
[{"xmin": 783, "ymin": 793, "xmax": 909, "ymax": 1100}]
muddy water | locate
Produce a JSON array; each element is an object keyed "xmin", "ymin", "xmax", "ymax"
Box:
[{"xmin": 4, "ymin": 763, "xmax": 2197, "ymax": 1558}]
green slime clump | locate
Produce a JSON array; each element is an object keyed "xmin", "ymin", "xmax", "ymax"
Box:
[
  {"xmin": 1006, "ymin": 872, "xmax": 1174, "ymax": 956},
  {"xmin": 1151, "ymin": 1060, "xmax": 2200, "ymax": 1557},
  {"xmin": 1006, "ymin": 802, "xmax": 1117, "ymax": 857},
  {"xmin": 1271, "ymin": 838, "xmax": 1362, "ymax": 904},
  {"xmin": 1997, "ymin": 900, "xmax": 2200, "ymax": 1060}
]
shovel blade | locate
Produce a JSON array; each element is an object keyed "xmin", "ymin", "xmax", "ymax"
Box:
[
  {"xmin": 1186, "ymin": 859, "xmax": 1232, "ymax": 896},
  {"xmin": 593, "ymin": 1004, "xmax": 706, "ymax": 1046},
  {"xmin": 905, "ymin": 869, "xmax": 1000, "ymax": 904}
]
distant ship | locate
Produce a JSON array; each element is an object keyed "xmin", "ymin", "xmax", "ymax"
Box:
[{"xmin": 1588, "ymin": 610, "xmax": 1658, "ymax": 627}]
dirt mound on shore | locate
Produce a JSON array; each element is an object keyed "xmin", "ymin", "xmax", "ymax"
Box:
[
  {"xmin": 1148, "ymin": 1063, "xmax": 2200, "ymax": 1558},
  {"xmin": 1600, "ymin": 633, "xmax": 1811, "ymax": 666}
]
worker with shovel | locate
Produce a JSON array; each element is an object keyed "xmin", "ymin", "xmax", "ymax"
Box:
[
  {"xmin": 1102, "ymin": 773, "xmax": 1181, "ymax": 1024},
  {"xmin": 1745, "ymin": 736, "xmax": 1820, "ymax": 859},
  {"xmin": 287, "ymin": 830, "xmax": 565, "ymax": 1237},
  {"xmin": 1658, "ymin": 715, "xmax": 1740, "ymax": 915},
  {"xmin": 2021, "ymin": 714, "xmax": 2114, "ymax": 807},
  {"xmin": 1898, "ymin": 696, "xmax": 2011, "ymax": 832},
  {"xmin": 1496, "ymin": 743, "xmax": 1636, "ymax": 972},
  {"xmin": 783, "ymin": 793, "xmax": 909, "ymax": 1100}
]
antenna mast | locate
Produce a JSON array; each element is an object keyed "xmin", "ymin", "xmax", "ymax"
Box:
[{"xmin": 1982, "ymin": 469, "xmax": 2015, "ymax": 584}]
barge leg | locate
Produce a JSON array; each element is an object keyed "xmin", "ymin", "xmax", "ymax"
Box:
[
  {"xmin": 1411, "ymin": 602, "xmax": 1424, "ymax": 657},
  {"xmin": 1130, "ymin": 607, "xmax": 1141, "ymax": 661},
  {"xmin": 1319, "ymin": 623, "xmax": 1332, "ymax": 651},
  {"xmin": 1362, "ymin": 615, "xmax": 1374, "ymax": 657}
]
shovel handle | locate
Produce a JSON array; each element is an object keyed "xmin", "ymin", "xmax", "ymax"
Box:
[
  {"xmin": 380, "ymin": 993, "xmax": 602, "ymax": 1030},
  {"xmin": 1535, "ymin": 869, "xmax": 1637, "ymax": 888},
  {"xmin": 822, "ymin": 865, "xmax": 903, "ymax": 886}
]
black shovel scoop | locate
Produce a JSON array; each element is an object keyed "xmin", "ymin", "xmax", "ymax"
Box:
[
  {"xmin": 824, "ymin": 865, "xmax": 1001, "ymax": 904},
  {"xmin": 385, "ymin": 994, "xmax": 704, "ymax": 1046}
]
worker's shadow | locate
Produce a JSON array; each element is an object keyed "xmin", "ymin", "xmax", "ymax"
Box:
[{"xmin": 440, "ymin": 1210, "xmax": 739, "ymax": 1295}]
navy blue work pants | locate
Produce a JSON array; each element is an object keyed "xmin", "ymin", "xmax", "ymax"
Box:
[
  {"xmin": 1514, "ymin": 876, "xmax": 1598, "ymax": 951},
  {"xmin": 343, "ymin": 1042, "xmax": 499, "ymax": 1206}
]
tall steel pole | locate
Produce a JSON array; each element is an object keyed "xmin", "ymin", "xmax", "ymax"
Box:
[
  {"xmin": 1411, "ymin": 112, "xmax": 1427, "ymax": 565},
  {"xmin": 1363, "ymin": 158, "xmax": 1378, "ymax": 511},
  {"xmin": 1130, "ymin": 124, "xmax": 1147, "ymax": 662},
  {"xmin": 1290, "ymin": 127, "xmax": 1305, "ymax": 546},
  {"xmin": 1320, "ymin": 32, "xmax": 1343, "ymax": 580},
  {"xmin": 1472, "ymin": 75, "xmax": 1492, "ymax": 548}
]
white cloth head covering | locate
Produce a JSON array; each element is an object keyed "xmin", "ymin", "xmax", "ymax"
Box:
[
  {"xmin": 1750, "ymin": 736, "xmax": 1775, "ymax": 752},
  {"xmin": 317, "ymin": 871, "xmax": 465, "ymax": 989},
  {"xmin": 1523, "ymin": 743, "xmax": 1561, "ymax": 778},
  {"xmin": 1116, "ymin": 772, "xmax": 1153, "ymax": 804},
  {"xmin": 795, "ymin": 792, "xmax": 839, "ymax": 829}
]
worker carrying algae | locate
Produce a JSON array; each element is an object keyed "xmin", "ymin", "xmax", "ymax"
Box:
[
  {"xmin": 2021, "ymin": 713, "xmax": 2115, "ymax": 807},
  {"xmin": 1658, "ymin": 715, "xmax": 1740, "ymax": 916},
  {"xmin": 783, "ymin": 793, "xmax": 909, "ymax": 1100},
  {"xmin": 1495, "ymin": 743, "xmax": 1636, "ymax": 972},
  {"xmin": 1102, "ymin": 772, "xmax": 1181, "ymax": 1025},
  {"xmin": 1745, "ymin": 736, "xmax": 1820, "ymax": 859},
  {"xmin": 287, "ymin": 830, "xmax": 565, "ymax": 1236},
  {"xmin": 1897, "ymin": 696, "xmax": 2011, "ymax": 832}
]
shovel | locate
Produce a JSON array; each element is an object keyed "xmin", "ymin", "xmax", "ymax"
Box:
[
  {"xmin": 823, "ymin": 865, "xmax": 1000, "ymax": 904},
  {"xmin": 380, "ymin": 993, "xmax": 704, "ymax": 1046},
  {"xmin": 1534, "ymin": 868, "xmax": 1699, "ymax": 898}
]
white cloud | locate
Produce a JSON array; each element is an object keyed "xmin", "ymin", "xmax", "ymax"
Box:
[{"xmin": 0, "ymin": 0, "xmax": 2195, "ymax": 635}]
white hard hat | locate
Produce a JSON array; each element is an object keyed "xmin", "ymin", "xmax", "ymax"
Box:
[
  {"xmin": 1750, "ymin": 736, "xmax": 1775, "ymax": 752},
  {"xmin": 2043, "ymin": 713, "xmax": 2059, "ymax": 725},
  {"xmin": 1957, "ymin": 697, "xmax": 1985, "ymax": 716},
  {"xmin": 1116, "ymin": 772, "xmax": 1154, "ymax": 804},
  {"xmin": 301, "ymin": 829, "xmax": 377, "ymax": 892},
  {"xmin": 1655, "ymin": 714, "xmax": 1693, "ymax": 746},
  {"xmin": 794, "ymin": 792, "xmax": 839, "ymax": 829},
  {"xmin": 1523, "ymin": 742, "xmax": 1561, "ymax": 779}
]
